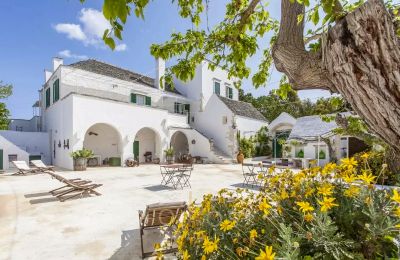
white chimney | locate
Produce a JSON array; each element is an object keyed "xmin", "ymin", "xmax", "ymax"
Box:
[
  {"xmin": 52, "ymin": 57, "xmax": 63, "ymax": 72},
  {"xmin": 155, "ymin": 58, "xmax": 165, "ymax": 89},
  {"xmin": 44, "ymin": 70, "xmax": 52, "ymax": 83}
]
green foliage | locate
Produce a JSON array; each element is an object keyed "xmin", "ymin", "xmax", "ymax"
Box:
[
  {"xmin": 70, "ymin": 148, "xmax": 94, "ymax": 159},
  {"xmin": 254, "ymin": 126, "xmax": 272, "ymax": 157},
  {"xmin": 239, "ymin": 136, "xmax": 255, "ymax": 158},
  {"xmin": 0, "ymin": 81, "xmax": 13, "ymax": 130},
  {"xmin": 172, "ymin": 157, "xmax": 400, "ymax": 259},
  {"xmin": 164, "ymin": 147, "xmax": 174, "ymax": 157},
  {"xmin": 239, "ymin": 88, "xmax": 347, "ymax": 122}
]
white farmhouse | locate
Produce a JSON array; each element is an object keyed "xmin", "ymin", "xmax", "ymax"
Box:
[{"xmin": 1, "ymin": 58, "xmax": 266, "ymax": 170}]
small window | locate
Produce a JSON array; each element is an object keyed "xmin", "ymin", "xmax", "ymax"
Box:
[
  {"xmin": 225, "ymin": 85, "xmax": 233, "ymax": 99},
  {"xmin": 131, "ymin": 93, "xmax": 151, "ymax": 107},
  {"xmin": 53, "ymin": 79, "xmax": 60, "ymax": 102},
  {"xmin": 174, "ymin": 102, "xmax": 184, "ymax": 114},
  {"xmin": 213, "ymin": 80, "xmax": 221, "ymax": 95},
  {"xmin": 45, "ymin": 88, "xmax": 51, "ymax": 108},
  {"xmin": 222, "ymin": 116, "xmax": 228, "ymax": 124}
]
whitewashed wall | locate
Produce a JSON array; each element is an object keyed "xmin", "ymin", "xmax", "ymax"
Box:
[
  {"xmin": 0, "ymin": 135, "xmax": 29, "ymax": 170},
  {"xmin": 8, "ymin": 117, "xmax": 41, "ymax": 132},
  {"xmin": 0, "ymin": 130, "xmax": 50, "ymax": 166},
  {"xmin": 236, "ymin": 116, "xmax": 267, "ymax": 138}
]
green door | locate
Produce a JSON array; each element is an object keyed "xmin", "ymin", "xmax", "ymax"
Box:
[
  {"xmin": 0, "ymin": 150, "xmax": 3, "ymax": 170},
  {"xmin": 133, "ymin": 141, "xmax": 139, "ymax": 160}
]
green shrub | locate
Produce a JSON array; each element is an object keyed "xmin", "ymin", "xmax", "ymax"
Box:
[
  {"xmin": 168, "ymin": 154, "xmax": 400, "ymax": 259},
  {"xmin": 239, "ymin": 137, "xmax": 255, "ymax": 158},
  {"xmin": 70, "ymin": 148, "xmax": 94, "ymax": 159}
]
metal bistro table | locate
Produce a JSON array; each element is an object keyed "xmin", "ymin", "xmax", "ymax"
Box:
[
  {"xmin": 241, "ymin": 162, "xmax": 273, "ymax": 187},
  {"xmin": 160, "ymin": 164, "xmax": 193, "ymax": 189}
]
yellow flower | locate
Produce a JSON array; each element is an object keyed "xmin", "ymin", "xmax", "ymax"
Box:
[
  {"xmin": 391, "ymin": 189, "xmax": 400, "ymax": 203},
  {"xmin": 250, "ymin": 229, "xmax": 258, "ymax": 240},
  {"xmin": 393, "ymin": 207, "xmax": 400, "ymax": 217},
  {"xmin": 279, "ymin": 189, "xmax": 289, "ymax": 200},
  {"xmin": 342, "ymin": 173, "xmax": 357, "ymax": 183},
  {"xmin": 255, "ymin": 245, "xmax": 276, "ymax": 260},
  {"xmin": 304, "ymin": 213, "xmax": 314, "ymax": 222},
  {"xmin": 201, "ymin": 255, "xmax": 206, "ymax": 260},
  {"xmin": 220, "ymin": 219, "xmax": 236, "ymax": 232},
  {"xmin": 317, "ymin": 183, "xmax": 334, "ymax": 197},
  {"xmin": 202, "ymin": 236, "xmax": 219, "ymax": 255},
  {"xmin": 344, "ymin": 185, "xmax": 360, "ymax": 198},
  {"xmin": 296, "ymin": 201, "xmax": 314, "ymax": 213},
  {"xmin": 318, "ymin": 197, "xmax": 339, "ymax": 212},
  {"xmin": 233, "ymin": 238, "xmax": 238, "ymax": 244},
  {"xmin": 194, "ymin": 230, "xmax": 206, "ymax": 239},
  {"xmin": 341, "ymin": 157, "xmax": 358, "ymax": 169},
  {"xmin": 396, "ymin": 224, "xmax": 400, "ymax": 229},
  {"xmin": 258, "ymin": 198, "xmax": 272, "ymax": 216},
  {"xmin": 357, "ymin": 170, "xmax": 376, "ymax": 184},
  {"xmin": 236, "ymin": 247, "xmax": 247, "ymax": 257},
  {"xmin": 182, "ymin": 250, "xmax": 190, "ymax": 260},
  {"xmin": 322, "ymin": 162, "xmax": 336, "ymax": 175},
  {"xmin": 360, "ymin": 152, "xmax": 370, "ymax": 160},
  {"xmin": 304, "ymin": 187, "xmax": 315, "ymax": 198}
]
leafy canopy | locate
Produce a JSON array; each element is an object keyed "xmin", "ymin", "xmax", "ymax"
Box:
[
  {"xmin": 0, "ymin": 81, "xmax": 12, "ymax": 130},
  {"xmin": 80, "ymin": 0, "xmax": 399, "ymax": 90}
]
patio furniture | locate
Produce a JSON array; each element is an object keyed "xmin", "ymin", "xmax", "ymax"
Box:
[
  {"xmin": 242, "ymin": 162, "xmax": 273, "ymax": 187},
  {"xmin": 30, "ymin": 160, "xmax": 55, "ymax": 172},
  {"xmin": 46, "ymin": 171, "xmax": 102, "ymax": 202},
  {"xmin": 12, "ymin": 161, "xmax": 37, "ymax": 175},
  {"xmin": 160, "ymin": 164, "xmax": 193, "ymax": 189},
  {"xmin": 138, "ymin": 201, "xmax": 187, "ymax": 258},
  {"xmin": 144, "ymin": 152, "xmax": 152, "ymax": 163}
]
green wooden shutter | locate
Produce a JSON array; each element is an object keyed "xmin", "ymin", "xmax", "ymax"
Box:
[
  {"xmin": 45, "ymin": 88, "xmax": 51, "ymax": 108},
  {"xmin": 145, "ymin": 96, "xmax": 151, "ymax": 106},
  {"xmin": 133, "ymin": 141, "xmax": 139, "ymax": 160},
  {"xmin": 214, "ymin": 82, "xmax": 220, "ymax": 95},
  {"xmin": 130, "ymin": 93, "xmax": 137, "ymax": 103},
  {"xmin": 53, "ymin": 79, "xmax": 60, "ymax": 102},
  {"xmin": 0, "ymin": 149, "xmax": 3, "ymax": 170},
  {"xmin": 229, "ymin": 87, "xmax": 233, "ymax": 99}
]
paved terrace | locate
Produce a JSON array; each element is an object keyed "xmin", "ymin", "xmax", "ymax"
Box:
[{"xmin": 0, "ymin": 164, "xmax": 248, "ymax": 260}]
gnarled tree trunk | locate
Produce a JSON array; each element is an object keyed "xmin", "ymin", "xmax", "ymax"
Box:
[{"xmin": 273, "ymin": 0, "xmax": 400, "ymax": 154}]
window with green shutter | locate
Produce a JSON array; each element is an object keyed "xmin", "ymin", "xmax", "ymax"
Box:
[
  {"xmin": 213, "ymin": 80, "xmax": 220, "ymax": 95},
  {"xmin": 53, "ymin": 79, "xmax": 60, "ymax": 102},
  {"xmin": 226, "ymin": 85, "xmax": 233, "ymax": 99},
  {"xmin": 130, "ymin": 93, "xmax": 137, "ymax": 103},
  {"xmin": 145, "ymin": 96, "xmax": 151, "ymax": 106},
  {"xmin": 45, "ymin": 88, "xmax": 51, "ymax": 108}
]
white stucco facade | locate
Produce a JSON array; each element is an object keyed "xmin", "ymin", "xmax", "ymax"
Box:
[{"xmin": 3, "ymin": 58, "xmax": 266, "ymax": 170}]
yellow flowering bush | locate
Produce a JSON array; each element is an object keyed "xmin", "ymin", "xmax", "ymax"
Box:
[{"xmin": 173, "ymin": 154, "xmax": 400, "ymax": 259}]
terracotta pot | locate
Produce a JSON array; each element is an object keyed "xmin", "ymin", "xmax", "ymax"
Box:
[{"xmin": 237, "ymin": 151, "xmax": 244, "ymax": 164}]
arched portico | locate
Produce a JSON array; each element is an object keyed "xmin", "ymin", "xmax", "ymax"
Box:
[
  {"xmin": 133, "ymin": 127, "xmax": 161, "ymax": 163},
  {"xmin": 83, "ymin": 123, "xmax": 122, "ymax": 166},
  {"xmin": 170, "ymin": 131, "xmax": 189, "ymax": 158}
]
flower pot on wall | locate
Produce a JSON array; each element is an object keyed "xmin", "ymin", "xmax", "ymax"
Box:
[
  {"xmin": 237, "ymin": 151, "xmax": 244, "ymax": 164},
  {"xmin": 74, "ymin": 158, "xmax": 87, "ymax": 171},
  {"xmin": 166, "ymin": 155, "xmax": 174, "ymax": 164}
]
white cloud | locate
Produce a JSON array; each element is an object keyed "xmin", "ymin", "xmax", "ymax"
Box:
[
  {"xmin": 58, "ymin": 50, "xmax": 88, "ymax": 60},
  {"xmin": 115, "ymin": 44, "xmax": 127, "ymax": 52},
  {"xmin": 54, "ymin": 8, "xmax": 127, "ymax": 51},
  {"xmin": 54, "ymin": 23, "xmax": 86, "ymax": 41}
]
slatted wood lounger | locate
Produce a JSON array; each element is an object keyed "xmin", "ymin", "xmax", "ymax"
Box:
[
  {"xmin": 30, "ymin": 160, "xmax": 55, "ymax": 172},
  {"xmin": 12, "ymin": 161, "xmax": 37, "ymax": 175},
  {"xmin": 138, "ymin": 201, "xmax": 187, "ymax": 258},
  {"xmin": 46, "ymin": 172, "xmax": 102, "ymax": 202}
]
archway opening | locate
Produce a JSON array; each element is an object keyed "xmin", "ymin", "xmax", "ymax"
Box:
[
  {"xmin": 134, "ymin": 127, "xmax": 161, "ymax": 163},
  {"xmin": 83, "ymin": 123, "xmax": 122, "ymax": 166},
  {"xmin": 170, "ymin": 131, "xmax": 189, "ymax": 159}
]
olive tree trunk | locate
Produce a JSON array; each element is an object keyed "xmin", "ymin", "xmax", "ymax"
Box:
[{"xmin": 273, "ymin": 0, "xmax": 400, "ymax": 154}]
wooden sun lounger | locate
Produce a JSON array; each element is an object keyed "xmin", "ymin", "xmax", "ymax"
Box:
[
  {"xmin": 30, "ymin": 160, "xmax": 55, "ymax": 172},
  {"xmin": 12, "ymin": 161, "xmax": 37, "ymax": 175},
  {"xmin": 46, "ymin": 171, "xmax": 102, "ymax": 202},
  {"xmin": 138, "ymin": 201, "xmax": 187, "ymax": 258}
]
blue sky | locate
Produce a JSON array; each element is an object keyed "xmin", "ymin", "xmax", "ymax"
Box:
[{"xmin": 0, "ymin": 0, "xmax": 330, "ymax": 119}]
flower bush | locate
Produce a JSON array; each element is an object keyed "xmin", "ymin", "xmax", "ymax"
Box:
[{"xmin": 172, "ymin": 154, "xmax": 400, "ymax": 259}]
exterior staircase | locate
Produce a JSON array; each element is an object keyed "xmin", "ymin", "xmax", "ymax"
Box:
[{"xmin": 210, "ymin": 146, "xmax": 236, "ymax": 164}]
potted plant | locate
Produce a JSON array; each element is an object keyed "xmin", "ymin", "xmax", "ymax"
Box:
[
  {"xmin": 70, "ymin": 148, "xmax": 94, "ymax": 171},
  {"xmin": 297, "ymin": 149, "xmax": 304, "ymax": 158},
  {"xmin": 237, "ymin": 150, "xmax": 244, "ymax": 164},
  {"xmin": 164, "ymin": 147, "xmax": 174, "ymax": 164}
]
